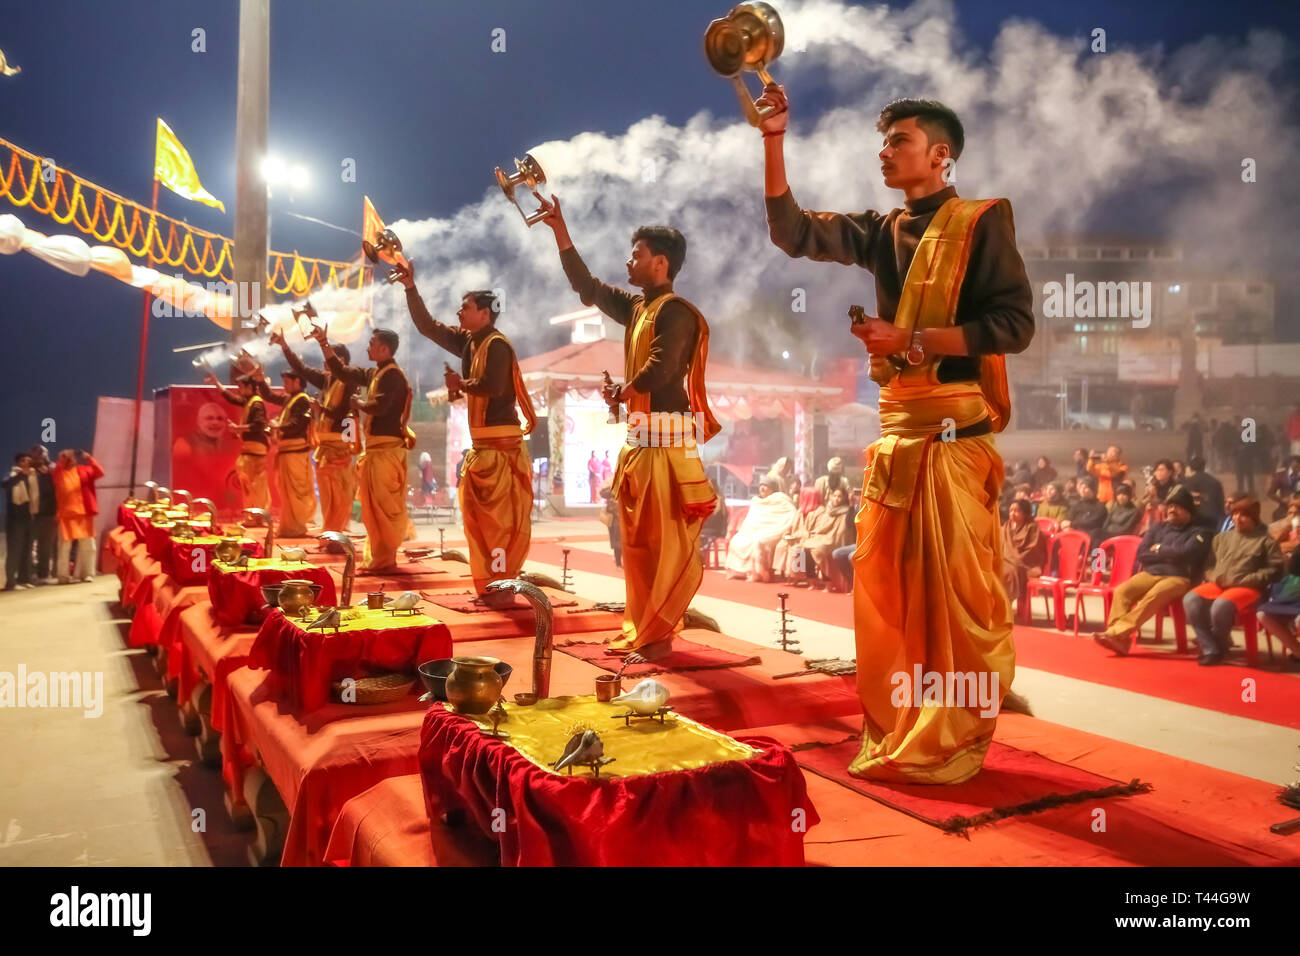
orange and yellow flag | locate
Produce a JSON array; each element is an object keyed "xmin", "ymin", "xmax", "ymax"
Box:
[
  {"xmin": 361, "ymin": 196, "xmax": 408, "ymax": 268},
  {"xmin": 155, "ymin": 118, "xmax": 225, "ymax": 212}
]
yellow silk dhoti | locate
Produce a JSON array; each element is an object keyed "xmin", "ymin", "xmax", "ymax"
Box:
[
  {"xmin": 314, "ymin": 437, "xmax": 356, "ymax": 532},
  {"xmin": 275, "ymin": 439, "xmax": 316, "ymax": 537},
  {"xmin": 236, "ymin": 449, "xmax": 269, "ymax": 511},
  {"xmin": 609, "ymin": 422, "xmax": 717, "ymax": 652},
  {"xmin": 357, "ymin": 437, "xmax": 407, "ymax": 569},
  {"xmin": 849, "ymin": 381, "xmax": 1015, "ymax": 784},
  {"xmin": 459, "ymin": 429, "xmax": 533, "ymax": 593}
]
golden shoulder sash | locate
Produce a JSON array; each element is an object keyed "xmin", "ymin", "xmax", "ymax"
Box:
[
  {"xmin": 624, "ymin": 293, "xmax": 721, "ymax": 444},
  {"xmin": 466, "ymin": 329, "xmax": 536, "ymax": 440},
  {"xmin": 887, "ymin": 196, "xmax": 1011, "ymax": 433},
  {"xmin": 367, "ymin": 363, "xmax": 416, "ymax": 450}
]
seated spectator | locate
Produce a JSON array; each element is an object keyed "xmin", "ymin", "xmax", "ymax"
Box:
[
  {"xmin": 1182, "ymin": 455, "xmax": 1225, "ymax": 526},
  {"xmin": 1009, "ymin": 459, "xmax": 1033, "ymax": 488},
  {"xmin": 1062, "ymin": 477, "xmax": 1081, "ymax": 511},
  {"xmin": 1256, "ymin": 546, "xmax": 1300, "ymax": 665},
  {"xmin": 1171, "ymin": 459, "xmax": 1186, "ymax": 482},
  {"xmin": 1100, "ymin": 482, "xmax": 1141, "ymax": 539},
  {"xmin": 724, "ymin": 475, "xmax": 796, "ymax": 583},
  {"xmin": 1267, "ymin": 456, "xmax": 1300, "ymax": 520},
  {"xmin": 1062, "ymin": 476, "xmax": 1107, "ymax": 549},
  {"xmin": 814, "ymin": 457, "xmax": 850, "ymax": 502},
  {"xmin": 1086, "ymin": 445, "xmax": 1128, "ymax": 503},
  {"xmin": 1072, "ymin": 447, "xmax": 1089, "ymax": 478},
  {"xmin": 775, "ymin": 487, "xmax": 853, "ymax": 587},
  {"xmin": 1093, "ymin": 486, "xmax": 1211, "ymax": 656},
  {"xmin": 1036, "ymin": 482, "xmax": 1068, "ymax": 523},
  {"xmin": 1217, "ymin": 492, "xmax": 1240, "ymax": 534},
  {"xmin": 1031, "ymin": 455, "xmax": 1057, "ymax": 490},
  {"xmin": 1001, "ymin": 500, "xmax": 1048, "ymax": 608},
  {"xmin": 1182, "ymin": 496, "xmax": 1284, "ymax": 666},
  {"xmin": 1273, "ymin": 499, "xmax": 1300, "ymax": 557}
]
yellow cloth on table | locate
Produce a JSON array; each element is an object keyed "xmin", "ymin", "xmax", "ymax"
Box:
[
  {"xmin": 313, "ymin": 439, "xmax": 356, "ymax": 533},
  {"xmin": 279, "ymin": 604, "xmax": 439, "ymax": 633},
  {"xmin": 212, "ymin": 556, "xmax": 320, "ymax": 574},
  {"xmin": 849, "ymin": 196, "xmax": 1016, "ymax": 785},
  {"xmin": 357, "ymin": 437, "xmax": 407, "ymax": 569},
  {"xmin": 236, "ymin": 452, "xmax": 269, "ymax": 510},
  {"xmin": 181, "ymin": 534, "xmax": 253, "ymax": 547},
  {"xmin": 462, "ymin": 694, "xmax": 757, "ymax": 778},
  {"xmin": 459, "ymin": 440, "xmax": 533, "ymax": 594},
  {"xmin": 275, "ymin": 440, "xmax": 317, "ymax": 537}
]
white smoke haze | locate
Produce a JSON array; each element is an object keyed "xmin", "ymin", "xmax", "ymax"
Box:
[{"xmin": 279, "ymin": 0, "xmax": 1300, "ymax": 383}]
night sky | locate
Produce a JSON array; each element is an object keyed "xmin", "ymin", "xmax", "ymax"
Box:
[{"xmin": 1, "ymin": 0, "xmax": 1297, "ymax": 461}]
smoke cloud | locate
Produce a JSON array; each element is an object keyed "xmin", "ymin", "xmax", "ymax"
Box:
[{"xmin": 287, "ymin": 0, "xmax": 1299, "ymax": 387}]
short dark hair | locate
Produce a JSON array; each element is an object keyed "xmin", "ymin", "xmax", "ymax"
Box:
[
  {"xmin": 631, "ymin": 226, "xmax": 687, "ymax": 279},
  {"xmin": 332, "ymin": 343, "xmax": 350, "ymax": 365},
  {"xmin": 236, "ymin": 374, "xmax": 257, "ymax": 386},
  {"xmin": 373, "ymin": 328, "xmax": 399, "ymax": 354},
  {"xmin": 1154, "ymin": 458, "xmax": 1173, "ymax": 471},
  {"xmin": 464, "ymin": 290, "xmax": 499, "ymax": 321},
  {"xmin": 14, "ymin": 451, "xmax": 30, "ymax": 464},
  {"xmin": 877, "ymin": 98, "xmax": 965, "ymax": 160},
  {"xmin": 281, "ymin": 368, "xmax": 303, "ymax": 382},
  {"xmin": 1188, "ymin": 455, "xmax": 1206, "ymax": 472}
]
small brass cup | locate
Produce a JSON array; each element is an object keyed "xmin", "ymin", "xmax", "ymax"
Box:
[
  {"xmin": 366, "ymin": 591, "xmax": 386, "ymax": 610},
  {"xmin": 595, "ymin": 674, "xmax": 623, "ymax": 702}
]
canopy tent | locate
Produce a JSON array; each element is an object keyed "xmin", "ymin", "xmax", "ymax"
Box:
[{"xmin": 427, "ymin": 338, "xmax": 850, "ymax": 511}]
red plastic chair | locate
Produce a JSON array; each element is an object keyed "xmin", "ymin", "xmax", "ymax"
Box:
[
  {"xmin": 1153, "ymin": 600, "xmax": 1189, "ymax": 653},
  {"xmin": 1173, "ymin": 597, "xmax": 1273, "ymax": 665},
  {"xmin": 1034, "ymin": 516, "xmax": 1060, "ymax": 537},
  {"xmin": 1073, "ymin": 535, "xmax": 1142, "ymax": 635},
  {"xmin": 1024, "ymin": 530, "xmax": 1090, "ymax": 630}
]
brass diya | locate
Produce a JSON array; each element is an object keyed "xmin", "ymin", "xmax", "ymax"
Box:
[{"xmin": 277, "ymin": 579, "xmax": 322, "ymax": 618}]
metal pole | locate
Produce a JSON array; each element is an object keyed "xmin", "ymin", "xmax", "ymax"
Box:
[
  {"xmin": 127, "ymin": 177, "xmax": 160, "ymax": 496},
  {"xmin": 233, "ymin": 0, "xmax": 270, "ymax": 344}
]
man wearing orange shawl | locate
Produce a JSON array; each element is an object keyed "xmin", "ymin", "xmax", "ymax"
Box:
[
  {"xmin": 53, "ymin": 449, "xmax": 103, "ymax": 583},
  {"xmin": 538, "ymin": 197, "xmax": 721, "ymax": 661},
  {"xmin": 760, "ymin": 89, "xmax": 1034, "ymax": 783},
  {"xmin": 395, "ymin": 264, "xmax": 538, "ymax": 593}
]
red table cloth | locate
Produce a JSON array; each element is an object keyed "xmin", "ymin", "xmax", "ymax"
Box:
[
  {"xmin": 169, "ymin": 537, "xmax": 262, "ymax": 586},
  {"xmin": 417, "ymin": 704, "xmax": 817, "ymax": 866},
  {"xmin": 206, "ymin": 560, "xmax": 336, "ymax": 627},
  {"xmin": 248, "ymin": 608, "xmax": 453, "ymax": 713}
]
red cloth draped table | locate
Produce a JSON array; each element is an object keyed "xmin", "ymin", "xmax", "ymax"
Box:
[
  {"xmin": 418, "ymin": 698, "xmax": 818, "ymax": 866},
  {"xmin": 207, "ymin": 557, "xmax": 336, "ymax": 627},
  {"xmin": 144, "ymin": 517, "xmax": 213, "ymax": 564},
  {"xmin": 170, "ymin": 536, "xmax": 262, "ymax": 586},
  {"xmin": 249, "ymin": 607, "xmax": 453, "ymax": 714}
]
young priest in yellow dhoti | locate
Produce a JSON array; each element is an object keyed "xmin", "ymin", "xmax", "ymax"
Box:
[
  {"xmin": 395, "ymin": 265, "xmax": 537, "ymax": 593},
  {"xmin": 263, "ymin": 368, "xmax": 316, "ymax": 537},
  {"xmin": 273, "ymin": 330, "xmax": 359, "ymax": 533},
  {"xmin": 538, "ymin": 198, "xmax": 721, "ymax": 662},
  {"xmin": 761, "ymin": 90, "xmax": 1034, "ymax": 783},
  {"xmin": 206, "ymin": 370, "xmax": 270, "ymax": 510},
  {"xmin": 311, "ymin": 325, "xmax": 413, "ymax": 572}
]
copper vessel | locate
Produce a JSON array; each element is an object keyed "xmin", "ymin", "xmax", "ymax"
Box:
[
  {"xmin": 444, "ymin": 657, "xmax": 505, "ymax": 715},
  {"xmin": 277, "ymin": 579, "xmax": 322, "ymax": 618},
  {"xmin": 213, "ymin": 537, "xmax": 244, "ymax": 563},
  {"xmin": 595, "ymin": 674, "xmax": 623, "ymax": 702}
]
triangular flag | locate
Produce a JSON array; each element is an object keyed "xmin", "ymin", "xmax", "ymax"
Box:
[
  {"xmin": 361, "ymin": 195, "xmax": 408, "ymax": 268},
  {"xmin": 155, "ymin": 118, "xmax": 225, "ymax": 212}
]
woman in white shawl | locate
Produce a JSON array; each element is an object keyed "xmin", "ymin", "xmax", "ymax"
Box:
[{"xmin": 725, "ymin": 474, "xmax": 797, "ymax": 582}]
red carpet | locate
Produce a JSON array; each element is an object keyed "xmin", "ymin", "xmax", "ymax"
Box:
[
  {"xmin": 794, "ymin": 735, "xmax": 1150, "ymax": 833},
  {"xmin": 556, "ymin": 635, "xmax": 763, "ymax": 677},
  {"xmin": 422, "ymin": 588, "xmax": 577, "ymax": 613},
  {"xmin": 527, "ymin": 540, "xmax": 1300, "ymax": 729}
]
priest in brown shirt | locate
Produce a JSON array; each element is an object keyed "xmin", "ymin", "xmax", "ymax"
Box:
[
  {"xmin": 394, "ymin": 263, "xmax": 537, "ymax": 593},
  {"xmin": 536, "ymin": 195, "xmax": 721, "ymax": 661},
  {"xmin": 260, "ymin": 367, "xmax": 316, "ymax": 538},
  {"xmin": 309, "ymin": 325, "xmax": 413, "ymax": 572},
  {"xmin": 205, "ymin": 369, "xmax": 270, "ymax": 511},
  {"xmin": 272, "ymin": 330, "xmax": 358, "ymax": 533},
  {"xmin": 759, "ymin": 85, "xmax": 1034, "ymax": 783}
]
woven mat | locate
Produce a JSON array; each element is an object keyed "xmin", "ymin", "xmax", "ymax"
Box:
[{"xmin": 556, "ymin": 637, "xmax": 762, "ymax": 678}]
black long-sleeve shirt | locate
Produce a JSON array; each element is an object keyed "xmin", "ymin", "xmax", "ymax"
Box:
[
  {"xmin": 404, "ymin": 289, "xmax": 520, "ymax": 427},
  {"xmin": 766, "ymin": 185, "xmax": 1034, "ymax": 383},
  {"xmin": 559, "ymin": 246, "xmax": 697, "ymax": 414},
  {"xmin": 325, "ymin": 356, "xmax": 408, "ymax": 439},
  {"xmin": 261, "ymin": 387, "xmax": 313, "ymax": 443},
  {"xmin": 1135, "ymin": 520, "xmax": 1212, "ymax": 579},
  {"xmin": 282, "ymin": 347, "xmax": 356, "ymax": 433},
  {"xmin": 217, "ymin": 389, "xmax": 268, "ymax": 448}
]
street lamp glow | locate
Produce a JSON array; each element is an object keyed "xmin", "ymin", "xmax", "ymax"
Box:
[
  {"xmin": 290, "ymin": 165, "xmax": 310, "ymax": 190},
  {"xmin": 782, "ymin": 350, "xmax": 790, "ymax": 360},
  {"xmin": 260, "ymin": 156, "xmax": 286, "ymax": 183}
]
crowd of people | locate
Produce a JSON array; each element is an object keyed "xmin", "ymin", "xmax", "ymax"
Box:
[
  {"xmin": 998, "ymin": 444, "xmax": 1300, "ymax": 667},
  {"xmin": 4, "ymin": 445, "xmax": 103, "ymax": 590}
]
